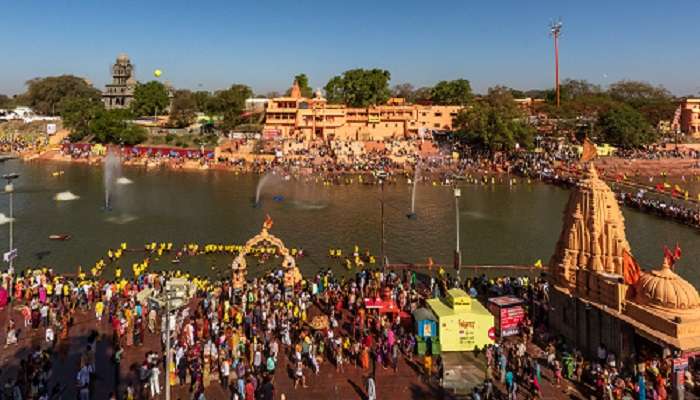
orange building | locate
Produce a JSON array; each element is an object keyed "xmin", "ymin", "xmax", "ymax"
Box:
[
  {"xmin": 674, "ymin": 98, "xmax": 700, "ymax": 137},
  {"xmin": 263, "ymin": 81, "xmax": 462, "ymax": 141}
]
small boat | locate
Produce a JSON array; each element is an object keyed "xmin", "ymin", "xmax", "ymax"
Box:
[{"xmin": 49, "ymin": 234, "xmax": 71, "ymax": 241}]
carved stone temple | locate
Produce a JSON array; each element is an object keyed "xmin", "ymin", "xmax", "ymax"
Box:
[{"xmin": 548, "ymin": 163, "xmax": 700, "ymax": 359}]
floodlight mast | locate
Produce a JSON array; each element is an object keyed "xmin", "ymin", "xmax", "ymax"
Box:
[{"xmin": 550, "ymin": 20, "xmax": 563, "ymax": 108}]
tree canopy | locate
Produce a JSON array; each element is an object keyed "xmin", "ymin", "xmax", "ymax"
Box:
[
  {"xmin": 287, "ymin": 74, "xmax": 313, "ymax": 98},
  {"xmin": 607, "ymin": 80, "xmax": 675, "ymax": 126},
  {"xmin": 324, "ymin": 69, "xmax": 391, "ymax": 107},
  {"xmin": 60, "ymin": 97, "xmax": 105, "ymax": 142},
  {"xmin": 131, "ymin": 81, "xmax": 170, "ymax": 117},
  {"xmin": 169, "ymin": 90, "xmax": 197, "ymax": 128},
  {"xmin": 23, "ymin": 75, "xmax": 100, "ymax": 115},
  {"xmin": 430, "ymin": 79, "xmax": 473, "ymax": 105},
  {"xmin": 215, "ymin": 84, "xmax": 253, "ymax": 131},
  {"xmin": 597, "ymin": 102, "xmax": 657, "ymax": 148},
  {"xmin": 454, "ymin": 86, "xmax": 534, "ymax": 152},
  {"xmin": 89, "ymin": 109, "xmax": 147, "ymax": 145}
]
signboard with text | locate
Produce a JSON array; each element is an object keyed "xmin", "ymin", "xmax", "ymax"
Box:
[
  {"xmin": 3, "ymin": 248, "xmax": 17, "ymax": 263},
  {"xmin": 488, "ymin": 296, "xmax": 525, "ymax": 337}
]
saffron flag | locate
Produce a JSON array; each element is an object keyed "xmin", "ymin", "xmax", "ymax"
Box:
[
  {"xmin": 663, "ymin": 244, "xmax": 682, "ymax": 268},
  {"xmin": 263, "ymin": 214, "xmax": 274, "ymax": 230},
  {"xmin": 580, "ymin": 138, "xmax": 598, "ymax": 163},
  {"xmin": 622, "ymin": 249, "xmax": 641, "ymax": 285}
]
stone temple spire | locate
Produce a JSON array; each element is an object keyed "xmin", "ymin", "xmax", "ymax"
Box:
[
  {"xmin": 550, "ymin": 164, "xmax": 631, "ymax": 294},
  {"xmin": 289, "ymin": 80, "xmax": 302, "ymax": 99}
]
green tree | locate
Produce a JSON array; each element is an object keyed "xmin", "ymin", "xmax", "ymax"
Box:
[
  {"xmin": 60, "ymin": 97, "xmax": 105, "ymax": 141},
  {"xmin": 131, "ymin": 81, "xmax": 169, "ymax": 117},
  {"xmin": 215, "ymin": 84, "xmax": 253, "ymax": 131},
  {"xmin": 454, "ymin": 86, "xmax": 534, "ymax": 151},
  {"xmin": 0, "ymin": 94, "xmax": 14, "ymax": 109},
  {"xmin": 597, "ymin": 103, "xmax": 657, "ymax": 148},
  {"xmin": 24, "ymin": 75, "xmax": 100, "ymax": 115},
  {"xmin": 391, "ymin": 83, "xmax": 415, "ymax": 102},
  {"xmin": 193, "ymin": 91, "xmax": 212, "ymax": 113},
  {"xmin": 430, "ymin": 79, "xmax": 473, "ymax": 105},
  {"xmin": 90, "ymin": 108, "xmax": 147, "ymax": 145},
  {"xmin": 287, "ymin": 74, "xmax": 313, "ymax": 98},
  {"xmin": 412, "ymin": 87, "xmax": 433, "ymax": 104},
  {"xmin": 169, "ymin": 90, "xmax": 197, "ymax": 128},
  {"xmin": 608, "ymin": 80, "xmax": 675, "ymax": 126},
  {"xmin": 324, "ymin": 69, "xmax": 391, "ymax": 107}
]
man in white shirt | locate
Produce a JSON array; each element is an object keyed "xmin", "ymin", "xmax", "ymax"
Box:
[
  {"xmin": 149, "ymin": 364, "xmax": 161, "ymax": 398},
  {"xmin": 45, "ymin": 327, "xmax": 54, "ymax": 345}
]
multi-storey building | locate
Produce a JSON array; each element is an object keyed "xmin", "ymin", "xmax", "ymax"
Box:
[
  {"xmin": 673, "ymin": 98, "xmax": 700, "ymax": 138},
  {"xmin": 102, "ymin": 54, "xmax": 136, "ymax": 110},
  {"xmin": 263, "ymin": 81, "xmax": 462, "ymax": 141}
]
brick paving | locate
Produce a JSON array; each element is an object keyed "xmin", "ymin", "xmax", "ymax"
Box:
[
  {"xmin": 0, "ymin": 300, "xmax": 601, "ymax": 400},
  {"xmin": 0, "ymin": 303, "xmax": 451, "ymax": 400}
]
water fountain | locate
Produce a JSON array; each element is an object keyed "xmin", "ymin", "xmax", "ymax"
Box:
[
  {"xmin": 54, "ymin": 191, "xmax": 80, "ymax": 201},
  {"xmin": 103, "ymin": 148, "xmax": 121, "ymax": 210},
  {"xmin": 253, "ymin": 173, "xmax": 274, "ymax": 207},
  {"xmin": 407, "ymin": 161, "xmax": 420, "ymax": 219}
]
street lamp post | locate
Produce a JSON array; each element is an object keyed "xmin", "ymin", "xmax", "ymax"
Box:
[
  {"xmin": 378, "ymin": 172, "xmax": 387, "ymax": 273},
  {"xmin": 163, "ymin": 289, "xmax": 183, "ymax": 400},
  {"xmin": 3, "ymin": 173, "xmax": 19, "ymax": 302},
  {"xmin": 454, "ymin": 188, "xmax": 461, "ymax": 282},
  {"xmin": 4, "ymin": 174, "xmax": 19, "ymax": 273}
]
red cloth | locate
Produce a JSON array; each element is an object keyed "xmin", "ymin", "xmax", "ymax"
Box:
[{"xmin": 622, "ymin": 249, "xmax": 641, "ymax": 286}]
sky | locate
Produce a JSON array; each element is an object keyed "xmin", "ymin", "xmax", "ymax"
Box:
[{"xmin": 1, "ymin": 0, "xmax": 699, "ymax": 96}]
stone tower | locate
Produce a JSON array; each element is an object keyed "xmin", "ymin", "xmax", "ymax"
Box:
[
  {"xmin": 102, "ymin": 54, "xmax": 136, "ymax": 109},
  {"xmin": 549, "ymin": 163, "xmax": 631, "ymax": 301}
]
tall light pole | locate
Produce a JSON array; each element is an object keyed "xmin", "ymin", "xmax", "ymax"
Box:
[
  {"xmin": 550, "ymin": 20, "xmax": 563, "ymax": 108},
  {"xmin": 454, "ymin": 188, "xmax": 461, "ymax": 282},
  {"xmin": 377, "ymin": 171, "xmax": 387, "ymax": 273},
  {"xmin": 3, "ymin": 173, "xmax": 19, "ymax": 276},
  {"xmin": 162, "ymin": 289, "xmax": 183, "ymax": 400}
]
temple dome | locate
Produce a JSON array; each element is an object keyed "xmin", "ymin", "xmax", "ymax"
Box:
[
  {"xmin": 636, "ymin": 259, "xmax": 700, "ymax": 311},
  {"xmin": 117, "ymin": 53, "xmax": 130, "ymax": 62}
]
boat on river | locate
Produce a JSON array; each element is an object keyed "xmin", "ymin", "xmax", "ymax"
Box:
[{"xmin": 49, "ymin": 234, "xmax": 71, "ymax": 241}]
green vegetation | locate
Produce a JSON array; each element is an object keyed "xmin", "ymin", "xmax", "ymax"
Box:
[
  {"xmin": 131, "ymin": 81, "xmax": 169, "ymax": 117},
  {"xmin": 597, "ymin": 103, "xmax": 657, "ymax": 148},
  {"xmin": 89, "ymin": 109, "xmax": 147, "ymax": 145},
  {"xmin": 23, "ymin": 75, "xmax": 100, "ymax": 115},
  {"xmin": 215, "ymin": 84, "xmax": 253, "ymax": 131},
  {"xmin": 287, "ymin": 73, "xmax": 313, "ymax": 98},
  {"xmin": 454, "ymin": 87, "xmax": 534, "ymax": 151},
  {"xmin": 430, "ymin": 79, "xmax": 474, "ymax": 106},
  {"xmin": 324, "ymin": 69, "xmax": 391, "ymax": 107},
  {"xmin": 169, "ymin": 90, "xmax": 197, "ymax": 128},
  {"xmin": 60, "ymin": 97, "xmax": 105, "ymax": 141}
]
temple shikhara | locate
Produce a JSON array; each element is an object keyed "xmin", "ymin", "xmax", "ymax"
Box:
[{"xmin": 548, "ymin": 163, "xmax": 700, "ymax": 358}]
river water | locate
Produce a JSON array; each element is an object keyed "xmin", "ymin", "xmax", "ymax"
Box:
[{"xmin": 0, "ymin": 159, "xmax": 697, "ymax": 286}]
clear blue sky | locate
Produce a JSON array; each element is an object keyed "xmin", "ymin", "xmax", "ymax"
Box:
[{"xmin": 1, "ymin": 0, "xmax": 699, "ymax": 96}]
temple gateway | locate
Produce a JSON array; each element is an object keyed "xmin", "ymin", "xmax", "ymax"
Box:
[{"xmin": 548, "ymin": 164, "xmax": 700, "ymax": 360}]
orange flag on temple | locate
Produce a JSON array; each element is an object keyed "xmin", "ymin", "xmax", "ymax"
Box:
[
  {"xmin": 622, "ymin": 249, "xmax": 641, "ymax": 285},
  {"xmin": 263, "ymin": 214, "xmax": 273, "ymax": 230},
  {"xmin": 580, "ymin": 137, "xmax": 598, "ymax": 164}
]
